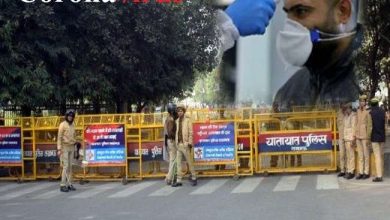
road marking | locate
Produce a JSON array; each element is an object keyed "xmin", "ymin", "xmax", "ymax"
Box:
[
  {"xmin": 32, "ymin": 189, "xmax": 62, "ymax": 199},
  {"xmin": 0, "ymin": 182, "xmax": 56, "ymax": 200},
  {"xmin": 0, "ymin": 183, "xmax": 22, "ymax": 193},
  {"xmin": 69, "ymin": 183, "xmax": 118, "ymax": 199},
  {"xmin": 316, "ymin": 175, "xmax": 339, "ymax": 190},
  {"xmin": 108, "ymin": 181, "xmax": 158, "ymax": 198},
  {"xmin": 231, "ymin": 177, "xmax": 263, "ymax": 194},
  {"xmin": 148, "ymin": 185, "xmax": 180, "ymax": 197},
  {"xmin": 273, "ymin": 176, "xmax": 300, "ymax": 192},
  {"xmin": 190, "ymin": 179, "xmax": 228, "ymax": 195}
]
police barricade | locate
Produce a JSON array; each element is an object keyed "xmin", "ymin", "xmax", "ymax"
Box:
[
  {"xmin": 0, "ymin": 117, "xmax": 36, "ymax": 182},
  {"xmin": 126, "ymin": 113, "xmax": 167, "ymax": 181},
  {"xmin": 75, "ymin": 114, "xmax": 127, "ymax": 184},
  {"xmin": 235, "ymin": 108, "xmax": 255, "ymax": 177},
  {"xmin": 32, "ymin": 116, "xmax": 62, "ymax": 180},
  {"xmin": 0, "ymin": 124, "xmax": 24, "ymax": 181},
  {"xmin": 188, "ymin": 108, "xmax": 252, "ymax": 178},
  {"xmin": 254, "ymin": 111, "xmax": 337, "ymax": 174}
]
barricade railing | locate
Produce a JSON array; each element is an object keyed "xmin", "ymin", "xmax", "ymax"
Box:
[
  {"xmin": 254, "ymin": 111, "xmax": 337, "ymax": 174},
  {"xmin": 0, "ymin": 108, "xmax": 339, "ymax": 183},
  {"xmin": 0, "ymin": 117, "xmax": 36, "ymax": 182}
]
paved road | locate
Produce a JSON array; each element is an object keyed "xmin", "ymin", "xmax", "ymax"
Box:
[{"xmin": 1, "ymin": 174, "xmax": 390, "ymax": 220}]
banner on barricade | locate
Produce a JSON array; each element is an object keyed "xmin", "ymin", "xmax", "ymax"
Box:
[
  {"xmin": 258, "ymin": 131, "xmax": 333, "ymax": 152},
  {"xmin": 237, "ymin": 137, "xmax": 250, "ymax": 152},
  {"xmin": 193, "ymin": 122, "xmax": 235, "ymax": 162},
  {"xmin": 84, "ymin": 124, "xmax": 126, "ymax": 166},
  {"xmin": 24, "ymin": 143, "xmax": 59, "ymax": 163},
  {"xmin": 127, "ymin": 141, "xmax": 164, "ymax": 161},
  {"xmin": 0, "ymin": 127, "xmax": 22, "ymax": 165}
]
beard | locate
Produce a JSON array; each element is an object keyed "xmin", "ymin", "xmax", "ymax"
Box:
[
  {"xmin": 304, "ymin": 40, "xmax": 340, "ymax": 69},
  {"xmin": 304, "ymin": 15, "xmax": 342, "ymax": 70}
]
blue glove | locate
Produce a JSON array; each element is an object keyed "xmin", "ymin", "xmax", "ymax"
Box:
[{"xmin": 225, "ymin": 0, "xmax": 276, "ymax": 36}]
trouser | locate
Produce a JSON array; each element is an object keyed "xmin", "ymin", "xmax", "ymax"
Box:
[
  {"xmin": 345, "ymin": 141, "xmax": 355, "ymax": 173},
  {"xmin": 372, "ymin": 142, "xmax": 384, "ymax": 178},
  {"xmin": 165, "ymin": 140, "xmax": 177, "ymax": 181},
  {"xmin": 339, "ymin": 139, "xmax": 346, "ymax": 172},
  {"xmin": 60, "ymin": 145, "xmax": 74, "ymax": 187},
  {"xmin": 176, "ymin": 143, "xmax": 196, "ymax": 183},
  {"xmin": 356, "ymin": 139, "xmax": 370, "ymax": 175}
]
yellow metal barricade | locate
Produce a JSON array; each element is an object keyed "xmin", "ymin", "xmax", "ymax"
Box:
[
  {"xmin": 33, "ymin": 116, "xmax": 62, "ymax": 180},
  {"xmin": 254, "ymin": 111, "xmax": 337, "ymax": 174},
  {"xmin": 75, "ymin": 114, "xmax": 128, "ymax": 184},
  {"xmin": 0, "ymin": 107, "xmax": 346, "ymax": 183},
  {"xmin": 125, "ymin": 113, "xmax": 167, "ymax": 181},
  {"xmin": 0, "ymin": 117, "xmax": 36, "ymax": 182}
]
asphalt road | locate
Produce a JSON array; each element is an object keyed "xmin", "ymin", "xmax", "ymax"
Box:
[{"xmin": 1, "ymin": 174, "xmax": 390, "ymax": 220}]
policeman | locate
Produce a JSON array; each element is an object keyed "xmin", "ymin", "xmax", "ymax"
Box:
[
  {"xmin": 164, "ymin": 103, "xmax": 178, "ymax": 185},
  {"xmin": 57, "ymin": 109, "xmax": 78, "ymax": 192},
  {"xmin": 337, "ymin": 103, "xmax": 348, "ymax": 177},
  {"xmin": 172, "ymin": 104, "xmax": 197, "ymax": 187},
  {"xmin": 369, "ymin": 98, "xmax": 386, "ymax": 182},
  {"xmin": 343, "ymin": 103, "xmax": 356, "ymax": 179},
  {"xmin": 355, "ymin": 95, "xmax": 372, "ymax": 180}
]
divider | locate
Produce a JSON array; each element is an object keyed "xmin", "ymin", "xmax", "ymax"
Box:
[
  {"xmin": 0, "ymin": 126, "xmax": 24, "ymax": 182},
  {"xmin": 0, "ymin": 109, "xmax": 340, "ymax": 183},
  {"xmin": 254, "ymin": 111, "xmax": 337, "ymax": 174}
]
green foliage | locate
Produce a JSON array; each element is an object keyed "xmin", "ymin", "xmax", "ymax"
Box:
[
  {"xmin": 0, "ymin": 1, "xmax": 218, "ymax": 115},
  {"xmin": 193, "ymin": 69, "xmax": 230, "ymax": 106},
  {"xmin": 356, "ymin": 0, "xmax": 390, "ymax": 98}
]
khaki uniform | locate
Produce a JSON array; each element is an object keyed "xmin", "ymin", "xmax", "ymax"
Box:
[
  {"xmin": 57, "ymin": 121, "xmax": 76, "ymax": 187},
  {"xmin": 337, "ymin": 109, "xmax": 346, "ymax": 172},
  {"xmin": 343, "ymin": 112, "xmax": 356, "ymax": 174},
  {"xmin": 355, "ymin": 108, "xmax": 372, "ymax": 175},
  {"xmin": 175, "ymin": 115, "xmax": 196, "ymax": 183},
  {"xmin": 165, "ymin": 115, "xmax": 177, "ymax": 182}
]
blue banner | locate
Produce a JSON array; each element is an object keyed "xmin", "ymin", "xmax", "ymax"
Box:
[
  {"xmin": 258, "ymin": 131, "xmax": 333, "ymax": 152},
  {"xmin": 193, "ymin": 122, "xmax": 235, "ymax": 162},
  {"xmin": 0, "ymin": 127, "xmax": 22, "ymax": 165},
  {"xmin": 84, "ymin": 124, "xmax": 126, "ymax": 166}
]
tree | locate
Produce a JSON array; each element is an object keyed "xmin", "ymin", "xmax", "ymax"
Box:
[
  {"xmin": 356, "ymin": 0, "xmax": 390, "ymax": 103},
  {"xmin": 0, "ymin": 1, "xmax": 219, "ymax": 115}
]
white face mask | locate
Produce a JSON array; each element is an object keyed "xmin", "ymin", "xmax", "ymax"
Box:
[{"xmin": 276, "ymin": 19, "xmax": 356, "ymax": 67}]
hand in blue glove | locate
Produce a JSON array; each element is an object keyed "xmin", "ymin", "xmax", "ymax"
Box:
[{"xmin": 225, "ymin": 0, "xmax": 276, "ymax": 36}]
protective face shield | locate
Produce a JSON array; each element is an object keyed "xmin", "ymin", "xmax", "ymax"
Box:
[{"xmin": 276, "ymin": 19, "xmax": 356, "ymax": 67}]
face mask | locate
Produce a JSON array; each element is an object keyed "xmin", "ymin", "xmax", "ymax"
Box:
[{"xmin": 276, "ymin": 19, "xmax": 356, "ymax": 67}]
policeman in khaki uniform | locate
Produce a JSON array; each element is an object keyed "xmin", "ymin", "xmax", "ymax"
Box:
[
  {"xmin": 343, "ymin": 103, "xmax": 357, "ymax": 179},
  {"xmin": 369, "ymin": 98, "xmax": 386, "ymax": 182},
  {"xmin": 337, "ymin": 103, "xmax": 348, "ymax": 177},
  {"xmin": 57, "ymin": 110, "xmax": 78, "ymax": 192},
  {"xmin": 355, "ymin": 95, "xmax": 372, "ymax": 180},
  {"xmin": 172, "ymin": 104, "xmax": 197, "ymax": 187},
  {"xmin": 164, "ymin": 103, "xmax": 177, "ymax": 185}
]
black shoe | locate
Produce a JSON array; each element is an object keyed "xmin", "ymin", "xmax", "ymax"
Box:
[
  {"xmin": 171, "ymin": 182, "xmax": 182, "ymax": 187},
  {"xmin": 355, "ymin": 174, "xmax": 364, "ymax": 180},
  {"xmin": 68, "ymin": 185, "xmax": 76, "ymax": 191},
  {"xmin": 337, "ymin": 172, "xmax": 346, "ymax": 177},
  {"xmin": 190, "ymin": 179, "xmax": 197, "ymax": 186},
  {"xmin": 362, "ymin": 174, "xmax": 370, "ymax": 179},
  {"xmin": 372, "ymin": 177, "xmax": 383, "ymax": 182},
  {"xmin": 345, "ymin": 173, "xmax": 355, "ymax": 180},
  {"xmin": 60, "ymin": 186, "xmax": 69, "ymax": 192}
]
